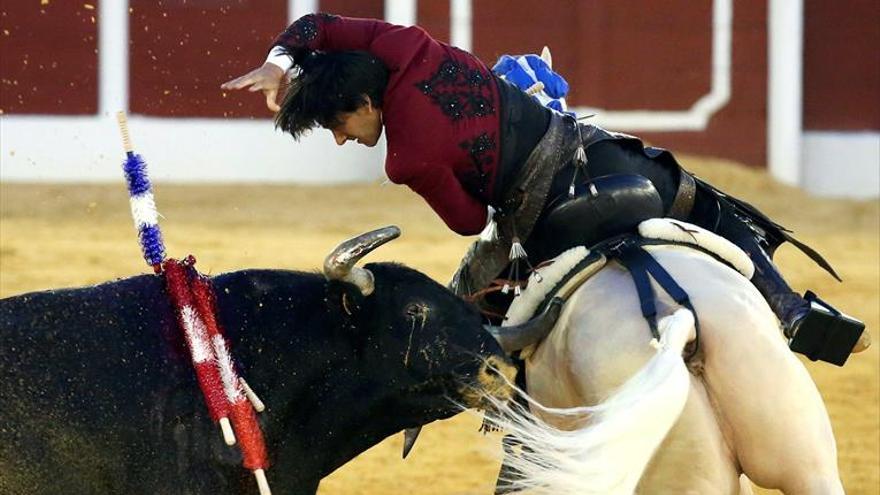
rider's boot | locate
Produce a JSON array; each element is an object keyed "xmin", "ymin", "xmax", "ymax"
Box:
[
  {"xmin": 748, "ymin": 249, "xmax": 866, "ymax": 366},
  {"xmin": 693, "ymin": 188, "xmax": 869, "ymax": 366}
]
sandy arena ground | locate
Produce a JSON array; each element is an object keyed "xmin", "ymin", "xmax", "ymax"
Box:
[{"xmin": 1, "ymin": 156, "xmax": 877, "ymax": 494}]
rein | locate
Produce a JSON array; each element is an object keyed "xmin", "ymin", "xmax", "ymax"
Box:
[{"xmin": 117, "ymin": 113, "xmax": 271, "ymax": 495}]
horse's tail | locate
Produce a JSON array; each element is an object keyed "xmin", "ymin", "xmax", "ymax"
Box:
[{"xmin": 482, "ymin": 308, "xmax": 697, "ymax": 495}]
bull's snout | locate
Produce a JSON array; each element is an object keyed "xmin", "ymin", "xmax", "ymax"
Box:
[{"xmin": 460, "ymin": 354, "xmax": 517, "ymax": 407}]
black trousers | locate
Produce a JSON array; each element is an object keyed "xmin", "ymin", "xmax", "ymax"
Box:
[{"xmin": 524, "ymin": 139, "xmax": 804, "ymax": 323}]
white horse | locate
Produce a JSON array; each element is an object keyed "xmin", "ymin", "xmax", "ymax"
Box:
[{"xmin": 484, "ymin": 222, "xmax": 845, "ymax": 494}]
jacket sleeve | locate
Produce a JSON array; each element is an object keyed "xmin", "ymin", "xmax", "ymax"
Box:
[
  {"xmin": 392, "ymin": 162, "xmax": 488, "ymax": 236},
  {"xmin": 272, "ymin": 14, "xmax": 432, "ymax": 72}
]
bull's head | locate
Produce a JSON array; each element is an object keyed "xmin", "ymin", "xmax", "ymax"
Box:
[{"xmin": 323, "ymin": 226, "xmax": 517, "ymax": 456}]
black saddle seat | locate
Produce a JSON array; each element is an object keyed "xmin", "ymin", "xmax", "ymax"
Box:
[{"xmin": 533, "ymin": 174, "xmax": 665, "ymax": 261}]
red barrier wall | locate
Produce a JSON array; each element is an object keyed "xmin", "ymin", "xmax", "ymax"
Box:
[
  {"xmin": 418, "ymin": 1, "xmax": 450, "ymax": 44},
  {"xmin": 0, "ymin": 1, "xmax": 98, "ymax": 115},
  {"xmin": 473, "ymin": 0, "xmax": 712, "ymax": 111},
  {"xmin": 128, "ymin": 0, "xmax": 286, "ymax": 119},
  {"xmin": 473, "ymin": 0, "xmax": 766, "ymax": 167},
  {"xmin": 803, "ymin": 0, "xmax": 880, "ymax": 130},
  {"xmin": 321, "ymin": 0, "xmax": 383, "ymax": 19},
  {"xmin": 4, "ymin": 1, "xmax": 877, "ymax": 168},
  {"xmin": 638, "ymin": 1, "xmax": 768, "ymax": 167}
]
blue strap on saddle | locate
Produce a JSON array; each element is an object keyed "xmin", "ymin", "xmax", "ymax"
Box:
[{"xmin": 613, "ymin": 241, "xmax": 701, "ymax": 358}]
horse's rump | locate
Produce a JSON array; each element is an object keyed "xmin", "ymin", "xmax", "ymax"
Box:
[{"xmin": 486, "ymin": 238, "xmax": 841, "ymax": 494}]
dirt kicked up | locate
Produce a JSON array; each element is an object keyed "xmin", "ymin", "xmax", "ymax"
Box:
[{"xmin": 1, "ymin": 155, "xmax": 877, "ymax": 494}]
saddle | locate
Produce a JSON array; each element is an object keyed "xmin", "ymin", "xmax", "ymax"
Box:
[
  {"xmin": 532, "ymin": 174, "xmax": 665, "ymax": 261},
  {"xmin": 504, "ymin": 218, "xmax": 755, "ymax": 358}
]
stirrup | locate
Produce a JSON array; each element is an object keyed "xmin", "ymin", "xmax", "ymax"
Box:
[{"xmin": 787, "ymin": 291, "xmax": 865, "ymax": 366}]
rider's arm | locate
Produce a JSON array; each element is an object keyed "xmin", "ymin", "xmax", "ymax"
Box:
[
  {"xmin": 226, "ymin": 15, "xmax": 438, "ymax": 111},
  {"xmin": 266, "ymin": 14, "xmax": 434, "ymax": 73}
]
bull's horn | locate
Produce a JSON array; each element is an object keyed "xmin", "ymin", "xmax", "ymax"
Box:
[
  {"xmin": 323, "ymin": 226, "xmax": 401, "ymax": 296},
  {"xmin": 485, "ymin": 297, "xmax": 564, "ymax": 354},
  {"xmin": 402, "ymin": 426, "xmax": 422, "ymax": 459}
]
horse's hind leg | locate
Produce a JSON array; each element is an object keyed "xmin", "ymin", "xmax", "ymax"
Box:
[{"xmin": 695, "ymin": 281, "xmax": 844, "ymax": 494}]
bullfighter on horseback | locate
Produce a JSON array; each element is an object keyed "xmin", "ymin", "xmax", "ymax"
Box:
[{"xmin": 222, "ymin": 13, "xmax": 865, "ymax": 365}]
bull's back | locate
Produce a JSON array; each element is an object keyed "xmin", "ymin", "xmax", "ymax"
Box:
[{"xmin": 0, "ymin": 275, "xmax": 205, "ymax": 493}]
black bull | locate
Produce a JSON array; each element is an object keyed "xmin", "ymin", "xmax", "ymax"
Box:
[{"xmin": 0, "ymin": 262, "xmax": 516, "ymax": 494}]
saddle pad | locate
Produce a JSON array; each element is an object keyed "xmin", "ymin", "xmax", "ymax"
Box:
[
  {"xmin": 638, "ymin": 218, "xmax": 755, "ymax": 279},
  {"xmin": 505, "ymin": 246, "xmax": 590, "ymax": 327}
]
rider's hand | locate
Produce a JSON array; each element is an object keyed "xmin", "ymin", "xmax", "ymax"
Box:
[{"xmin": 221, "ymin": 63, "xmax": 285, "ymax": 113}]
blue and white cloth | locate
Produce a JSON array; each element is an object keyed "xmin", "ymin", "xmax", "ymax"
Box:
[{"xmin": 492, "ymin": 53, "xmax": 571, "ymax": 114}]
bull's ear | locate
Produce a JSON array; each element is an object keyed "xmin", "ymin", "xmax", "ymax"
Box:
[{"xmin": 325, "ymin": 280, "xmax": 367, "ymax": 328}]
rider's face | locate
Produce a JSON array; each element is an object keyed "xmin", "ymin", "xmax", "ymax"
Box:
[{"xmin": 329, "ymin": 97, "xmax": 383, "ymax": 148}]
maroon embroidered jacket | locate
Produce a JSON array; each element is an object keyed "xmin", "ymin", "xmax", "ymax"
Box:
[{"xmin": 273, "ymin": 14, "xmax": 501, "ymax": 235}]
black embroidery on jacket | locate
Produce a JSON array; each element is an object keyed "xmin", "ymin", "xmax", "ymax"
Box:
[
  {"xmin": 416, "ymin": 59, "xmax": 495, "ymax": 121},
  {"xmin": 458, "ymin": 133, "xmax": 497, "ymax": 198},
  {"xmin": 283, "ymin": 13, "xmax": 339, "ymax": 46}
]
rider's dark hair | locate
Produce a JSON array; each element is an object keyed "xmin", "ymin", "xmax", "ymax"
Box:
[{"xmin": 275, "ymin": 49, "xmax": 389, "ymax": 140}]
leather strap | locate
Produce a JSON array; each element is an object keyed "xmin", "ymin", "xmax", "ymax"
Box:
[
  {"xmin": 668, "ymin": 169, "xmax": 696, "ymax": 220},
  {"xmin": 616, "ymin": 246, "xmax": 661, "ymax": 340},
  {"xmin": 613, "ymin": 242, "xmax": 701, "ymax": 358},
  {"xmin": 450, "ymin": 112, "xmax": 580, "ymax": 297}
]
